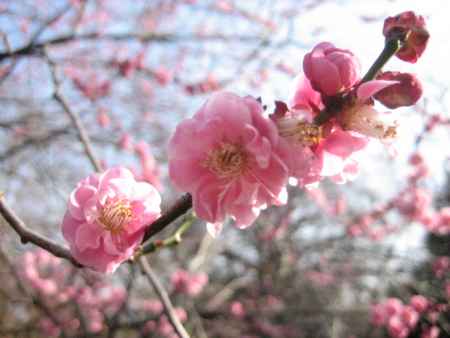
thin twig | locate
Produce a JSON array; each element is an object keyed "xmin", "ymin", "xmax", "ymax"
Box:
[
  {"xmin": 0, "ymin": 32, "xmax": 261, "ymax": 62},
  {"xmin": 139, "ymin": 257, "xmax": 190, "ymax": 338},
  {"xmin": 0, "ymin": 196, "xmax": 79, "ymax": 266},
  {"xmin": 137, "ymin": 213, "xmax": 195, "ymax": 257},
  {"xmin": 44, "ymin": 48, "xmax": 103, "ymax": 172}
]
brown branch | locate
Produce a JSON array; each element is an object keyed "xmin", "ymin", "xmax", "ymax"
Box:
[
  {"xmin": 142, "ymin": 193, "xmax": 192, "ymax": 242},
  {"xmin": 139, "ymin": 257, "xmax": 190, "ymax": 338},
  {"xmin": 44, "ymin": 49, "xmax": 103, "ymax": 172},
  {"xmin": 0, "ymin": 196, "xmax": 80, "ymax": 266},
  {"xmin": 0, "ymin": 32, "xmax": 261, "ymax": 62}
]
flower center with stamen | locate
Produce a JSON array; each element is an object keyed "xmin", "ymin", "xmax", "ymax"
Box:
[
  {"xmin": 277, "ymin": 117, "xmax": 322, "ymax": 146},
  {"xmin": 341, "ymin": 104, "xmax": 398, "ymax": 139},
  {"xmin": 203, "ymin": 142, "xmax": 248, "ymax": 178},
  {"xmin": 98, "ymin": 200, "xmax": 132, "ymax": 235}
]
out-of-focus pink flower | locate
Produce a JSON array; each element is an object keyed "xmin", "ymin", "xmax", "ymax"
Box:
[
  {"xmin": 401, "ymin": 305, "xmax": 419, "ymax": 329},
  {"xmin": 171, "ymin": 269, "xmax": 208, "ymax": 296},
  {"xmin": 230, "ymin": 301, "xmax": 246, "ymax": 319},
  {"xmin": 174, "ymin": 307, "xmax": 188, "ymax": 322},
  {"xmin": 410, "ymin": 295, "xmax": 429, "ymax": 313},
  {"xmin": 385, "ymin": 298, "xmax": 404, "ymax": 316},
  {"xmin": 142, "ymin": 299, "xmax": 164, "ymax": 314},
  {"xmin": 374, "ymin": 72, "xmax": 423, "ymax": 108},
  {"xmin": 96, "ymin": 109, "xmax": 111, "ymax": 128},
  {"xmin": 303, "ymin": 42, "xmax": 361, "ymax": 96},
  {"xmin": 20, "ymin": 250, "xmax": 68, "ymax": 297},
  {"xmin": 395, "ymin": 187, "xmax": 432, "ymax": 223},
  {"xmin": 118, "ymin": 133, "xmax": 133, "ymax": 151},
  {"xmin": 114, "ymin": 52, "xmax": 145, "ymax": 78},
  {"xmin": 421, "ymin": 326, "xmax": 440, "ymax": 338},
  {"xmin": 153, "ymin": 66, "xmax": 173, "ymax": 86},
  {"xmin": 431, "ymin": 207, "xmax": 450, "ymax": 235},
  {"xmin": 383, "ymin": 11, "xmax": 429, "ymax": 63},
  {"xmin": 169, "ymin": 92, "xmax": 289, "ymax": 235},
  {"xmin": 432, "ymin": 256, "xmax": 450, "ymax": 278},
  {"xmin": 62, "ymin": 167, "xmax": 161, "ymax": 273},
  {"xmin": 371, "ymin": 303, "xmax": 388, "ymax": 327},
  {"xmin": 72, "ymin": 74, "xmax": 111, "ymax": 100},
  {"xmin": 134, "ymin": 141, "xmax": 162, "ymax": 191},
  {"xmin": 39, "ymin": 318, "xmax": 61, "ymax": 337},
  {"xmin": 388, "ymin": 316, "xmax": 409, "ymax": 338}
]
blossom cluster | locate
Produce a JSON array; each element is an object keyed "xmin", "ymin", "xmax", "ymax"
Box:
[
  {"xmin": 346, "ymin": 151, "xmax": 450, "ymax": 240},
  {"xmin": 171, "ymin": 269, "xmax": 209, "ymax": 296},
  {"xmin": 168, "ymin": 11, "xmax": 429, "ymax": 235},
  {"xmin": 18, "ymin": 250, "xmax": 197, "ymax": 337},
  {"xmin": 60, "ymin": 11, "xmax": 430, "ymax": 272},
  {"xmin": 370, "ymin": 295, "xmax": 448, "ymax": 338},
  {"xmin": 19, "ymin": 250, "xmax": 127, "ymax": 336}
]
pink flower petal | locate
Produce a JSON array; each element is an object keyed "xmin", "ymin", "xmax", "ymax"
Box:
[
  {"xmin": 68, "ymin": 185, "xmax": 97, "ymax": 220},
  {"xmin": 356, "ymin": 80, "xmax": 399, "ymax": 102},
  {"xmin": 75, "ymin": 223, "xmax": 102, "ymax": 252},
  {"xmin": 322, "ymin": 128, "xmax": 368, "ymax": 158}
]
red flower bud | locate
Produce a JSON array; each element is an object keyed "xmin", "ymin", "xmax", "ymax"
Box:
[
  {"xmin": 374, "ymin": 71, "xmax": 422, "ymax": 108},
  {"xmin": 383, "ymin": 11, "xmax": 429, "ymax": 63}
]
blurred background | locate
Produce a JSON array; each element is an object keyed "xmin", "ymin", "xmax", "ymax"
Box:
[{"xmin": 0, "ymin": 0, "xmax": 449, "ymax": 337}]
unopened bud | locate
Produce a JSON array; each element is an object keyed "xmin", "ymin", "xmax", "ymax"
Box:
[
  {"xmin": 374, "ymin": 71, "xmax": 422, "ymax": 108},
  {"xmin": 383, "ymin": 11, "xmax": 429, "ymax": 63}
]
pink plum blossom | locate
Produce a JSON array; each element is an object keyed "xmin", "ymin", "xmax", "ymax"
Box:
[
  {"xmin": 410, "ymin": 295, "xmax": 429, "ymax": 313},
  {"xmin": 303, "ymin": 42, "xmax": 361, "ymax": 96},
  {"xmin": 385, "ymin": 298, "xmax": 404, "ymax": 316},
  {"xmin": 230, "ymin": 301, "xmax": 246, "ymax": 319},
  {"xmin": 134, "ymin": 141, "xmax": 162, "ymax": 191},
  {"xmin": 171, "ymin": 269, "xmax": 208, "ymax": 296},
  {"xmin": 387, "ymin": 316, "xmax": 409, "ymax": 338},
  {"xmin": 274, "ymin": 76, "xmax": 369, "ymax": 186},
  {"xmin": 395, "ymin": 187, "xmax": 432, "ymax": 223},
  {"xmin": 168, "ymin": 91, "xmax": 289, "ymax": 235},
  {"xmin": 62, "ymin": 167, "xmax": 161, "ymax": 273},
  {"xmin": 371, "ymin": 303, "xmax": 388, "ymax": 326}
]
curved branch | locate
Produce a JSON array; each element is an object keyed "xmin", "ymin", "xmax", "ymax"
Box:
[
  {"xmin": 44, "ymin": 49, "xmax": 103, "ymax": 172},
  {"xmin": 0, "ymin": 196, "xmax": 80, "ymax": 266},
  {"xmin": 139, "ymin": 257, "xmax": 190, "ymax": 338},
  {"xmin": 0, "ymin": 32, "xmax": 261, "ymax": 62}
]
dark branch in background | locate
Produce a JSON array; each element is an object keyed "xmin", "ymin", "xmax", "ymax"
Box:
[
  {"xmin": 0, "ymin": 3, "xmax": 73, "ymax": 84},
  {"xmin": 44, "ymin": 48, "xmax": 103, "ymax": 172},
  {"xmin": 0, "ymin": 32, "xmax": 262, "ymax": 62},
  {"xmin": 139, "ymin": 257, "xmax": 190, "ymax": 338},
  {"xmin": 0, "ymin": 197, "xmax": 79, "ymax": 266}
]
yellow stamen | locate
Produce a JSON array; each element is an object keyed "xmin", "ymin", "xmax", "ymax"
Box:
[
  {"xmin": 98, "ymin": 200, "xmax": 132, "ymax": 235},
  {"xmin": 277, "ymin": 118, "xmax": 322, "ymax": 146},
  {"xmin": 203, "ymin": 142, "xmax": 248, "ymax": 178}
]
